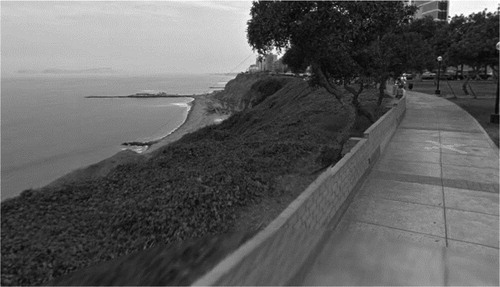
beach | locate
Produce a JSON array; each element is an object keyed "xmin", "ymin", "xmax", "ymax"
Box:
[
  {"xmin": 147, "ymin": 93, "xmax": 229, "ymax": 154},
  {"xmin": 46, "ymin": 92, "xmax": 229, "ymax": 189}
]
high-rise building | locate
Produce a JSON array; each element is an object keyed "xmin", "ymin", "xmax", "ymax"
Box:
[
  {"xmin": 263, "ymin": 54, "xmax": 278, "ymax": 71},
  {"xmin": 407, "ymin": 0, "xmax": 449, "ymax": 21},
  {"xmin": 253, "ymin": 54, "xmax": 278, "ymax": 72}
]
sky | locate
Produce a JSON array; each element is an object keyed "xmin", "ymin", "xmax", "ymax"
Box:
[{"xmin": 1, "ymin": 1, "xmax": 498, "ymax": 76}]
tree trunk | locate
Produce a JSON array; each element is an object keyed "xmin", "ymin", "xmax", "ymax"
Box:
[
  {"xmin": 311, "ymin": 62, "xmax": 344, "ymax": 103},
  {"xmin": 468, "ymin": 83, "xmax": 477, "ymax": 99},
  {"xmin": 311, "ymin": 62, "xmax": 356, "ymax": 151},
  {"xmin": 462, "ymin": 76, "xmax": 470, "ymax": 95},
  {"xmin": 344, "ymin": 83, "xmax": 375, "ymax": 123},
  {"xmin": 377, "ymin": 77, "xmax": 388, "ymax": 106}
]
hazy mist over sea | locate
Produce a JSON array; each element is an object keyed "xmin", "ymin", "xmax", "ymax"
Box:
[{"xmin": 1, "ymin": 73, "xmax": 234, "ymax": 201}]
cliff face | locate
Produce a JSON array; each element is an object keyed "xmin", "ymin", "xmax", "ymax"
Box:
[
  {"xmin": 213, "ymin": 73, "xmax": 298, "ymax": 112},
  {"xmin": 1, "ymin": 73, "xmax": 351, "ymax": 286}
]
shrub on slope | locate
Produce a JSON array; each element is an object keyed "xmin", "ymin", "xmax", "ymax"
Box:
[{"xmin": 1, "ymin": 76, "xmax": 349, "ymax": 285}]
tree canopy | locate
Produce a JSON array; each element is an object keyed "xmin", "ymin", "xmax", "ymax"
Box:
[
  {"xmin": 448, "ymin": 11, "xmax": 499, "ymax": 73},
  {"xmin": 247, "ymin": 1, "xmax": 499, "ymax": 106},
  {"xmin": 247, "ymin": 1, "xmax": 416, "ymax": 104}
]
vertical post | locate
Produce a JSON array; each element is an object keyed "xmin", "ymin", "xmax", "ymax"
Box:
[
  {"xmin": 435, "ymin": 56, "xmax": 442, "ymax": 95},
  {"xmin": 495, "ymin": 79, "xmax": 499, "ymax": 114},
  {"xmin": 491, "ymin": 75, "xmax": 499, "ymax": 123},
  {"xmin": 491, "ymin": 42, "xmax": 499, "ymax": 123}
]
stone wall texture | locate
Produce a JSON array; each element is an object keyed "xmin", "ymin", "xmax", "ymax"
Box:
[{"xmin": 193, "ymin": 95, "xmax": 407, "ymax": 286}]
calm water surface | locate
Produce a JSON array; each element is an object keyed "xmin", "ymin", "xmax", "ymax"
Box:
[{"xmin": 1, "ymin": 73, "xmax": 234, "ymax": 200}]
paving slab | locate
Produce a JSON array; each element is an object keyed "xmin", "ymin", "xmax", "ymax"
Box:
[
  {"xmin": 392, "ymin": 128, "xmax": 440, "ymax": 142},
  {"xmin": 447, "ymin": 239, "xmax": 500, "ymax": 262},
  {"xmin": 440, "ymin": 145, "xmax": 499, "ymax": 157},
  {"xmin": 444, "ymin": 249, "xmax": 500, "ymax": 286},
  {"xmin": 441, "ymin": 137, "xmax": 493, "ymax": 148},
  {"xmin": 400, "ymin": 121, "xmax": 440, "ymax": 130},
  {"xmin": 343, "ymin": 196, "xmax": 445, "ymax": 237},
  {"xmin": 378, "ymin": 149, "xmax": 441, "ymax": 164},
  {"xmin": 442, "ymin": 153, "xmax": 499, "ymax": 169},
  {"xmin": 438, "ymin": 123, "xmax": 480, "ymax": 133},
  {"xmin": 359, "ymin": 178, "xmax": 443, "ymax": 207},
  {"xmin": 444, "ymin": 187, "xmax": 499, "ymax": 216},
  {"xmin": 386, "ymin": 140, "xmax": 441, "ymax": 152},
  {"xmin": 440, "ymin": 130, "xmax": 493, "ymax": 142},
  {"xmin": 300, "ymin": 226, "xmax": 498, "ymax": 286},
  {"xmin": 335, "ymin": 220, "xmax": 446, "ymax": 246},
  {"xmin": 442, "ymin": 164, "xmax": 499, "ymax": 184},
  {"xmin": 301, "ymin": 233, "xmax": 446, "ymax": 286},
  {"xmin": 375, "ymin": 160, "xmax": 441, "ymax": 178},
  {"xmin": 391, "ymin": 133, "xmax": 441, "ymax": 144},
  {"xmin": 446, "ymin": 208, "xmax": 499, "ymax": 248},
  {"xmin": 394, "ymin": 128, "xmax": 440, "ymax": 136}
]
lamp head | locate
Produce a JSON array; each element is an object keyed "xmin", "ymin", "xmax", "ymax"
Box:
[{"xmin": 437, "ymin": 56, "xmax": 443, "ymax": 62}]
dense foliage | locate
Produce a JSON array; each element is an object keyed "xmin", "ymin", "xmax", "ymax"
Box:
[
  {"xmin": 247, "ymin": 1, "xmax": 499, "ymax": 104},
  {"xmin": 1, "ymin": 75, "xmax": 351, "ymax": 285},
  {"xmin": 246, "ymin": 0, "xmax": 416, "ymax": 126}
]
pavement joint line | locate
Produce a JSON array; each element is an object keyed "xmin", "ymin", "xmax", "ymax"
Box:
[
  {"xmin": 358, "ymin": 192, "xmax": 443, "ymax": 209},
  {"xmin": 439, "ymin": 130, "xmax": 449, "ymax": 247},
  {"xmin": 444, "ymin": 207, "xmax": 500, "ymax": 217},
  {"xmin": 446, "ymin": 238, "xmax": 500, "ymax": 250},
  {"xmin": 351, "ymin": 219, "xmax": 446, "ymax": 241}
]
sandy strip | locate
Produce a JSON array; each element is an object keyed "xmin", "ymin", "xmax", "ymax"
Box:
[
  {"xmin": 46, "ymin": 94, "xmax": 229, "ymax": 189},
  {"xmin": 146, "ymin": 94, "xmax": 228, "ymax": 154}
]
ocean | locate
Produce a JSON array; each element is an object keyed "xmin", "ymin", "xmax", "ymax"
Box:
[{"xmin": 1, "ymin": 73, "xmax": 234, "ymax": 201}]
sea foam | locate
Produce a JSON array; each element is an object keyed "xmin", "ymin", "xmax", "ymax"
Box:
[{"xmin": 122, "ymin": 97, "xmax": 194, "ymax": 153}]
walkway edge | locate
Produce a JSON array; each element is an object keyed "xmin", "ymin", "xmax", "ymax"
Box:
[
  {"xmin": 192, "ymin": 95, "xmax": 407, "ymax": 286},
  {"xmin": 445, "ymin": 94, "xmax": 499, "ymax": 152}
]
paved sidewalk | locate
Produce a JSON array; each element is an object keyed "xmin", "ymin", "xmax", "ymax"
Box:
[{"xmin": 299, "ymin": 91, "xmax": 499, "ymax": 285}]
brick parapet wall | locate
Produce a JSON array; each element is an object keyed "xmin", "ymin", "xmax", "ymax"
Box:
[{"xmin": 193, "ymin": 95, "xmax": 407, "ymax": 286}]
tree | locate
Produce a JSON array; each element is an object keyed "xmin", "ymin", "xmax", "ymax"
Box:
[
  {"xmin": 281, "ymin": 44, "xmax": 308, "ymax": 74},
  {"xmin": 356, "ymin": 31, "xmax": 434, "ymax": 105},
  {"xmin": 447, "ymin": 10, "xmax": 499, "ymax": 96},
  {"xmin": 247, "ymin": 1, "xmax": 416, "ymax": 122}
]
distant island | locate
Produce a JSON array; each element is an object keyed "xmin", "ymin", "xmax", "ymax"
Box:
[{"xmin": 85, "ymin": 92, "xmax": 197, "ymax": 99}]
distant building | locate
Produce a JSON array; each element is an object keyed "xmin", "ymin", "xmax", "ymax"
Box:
[
  {"xmin": 249, "ymin": 53, "xmax": 280, "ymax": 72},
  {"xmin": 248, "ymin": 64, "xmax": 260, "ymax": 73},
  {"xmin": 407, "ymin": 0, "xmax": 449, "ymax": 21},
  {"xmin": 264, "ymin": 54, "xmax": 278, "ymax": 71}
]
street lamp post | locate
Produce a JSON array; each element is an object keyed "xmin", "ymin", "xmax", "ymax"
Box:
[
  {"xmin": 435, "ymin": 56, "xmax": 443, "ymax": 96},
  {"xmin": 491, "ymin": 42, "xmax": 500, "ymax": 124}
]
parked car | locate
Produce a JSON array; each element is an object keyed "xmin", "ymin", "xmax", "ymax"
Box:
[
  {"xmin": 421, "ymin": 71, "xmax": 436, "ymax": 80},
  {"xmin": 479, "ymin": 72, "xmax": 493, "ymax": 80},
  {"xmin": 439, "ymin": 72, "xmax": 456, "ymax": 80},
  {"xmin": 403, "ymin": 73, "xmax": 413, "ymax": 80}
]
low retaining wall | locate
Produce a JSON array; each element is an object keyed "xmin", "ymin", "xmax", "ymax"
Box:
[{"xmin": 193, "ymin": 95, "xmax": 407, "ymax": 286}]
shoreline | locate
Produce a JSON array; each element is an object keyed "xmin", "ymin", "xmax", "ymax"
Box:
[
  {"xmin": 121, "ymin": 97, "xmax": 195, "ymax": 152},
  {"xmin": 45, "ymin": 92, "xmax": 230, "ymax": 189},
  {"xmin": 146, "ymin": 93, "xmax": 229, "ymax": 154}
]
